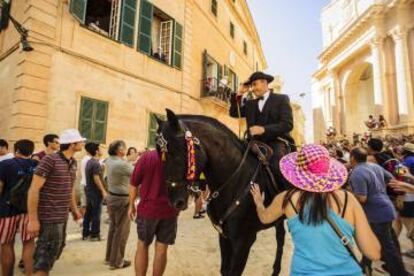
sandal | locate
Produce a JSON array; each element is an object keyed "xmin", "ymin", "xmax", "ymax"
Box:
[{"xmin": 109, "ymin": 260, "xmax": 131, "ymax": 270}]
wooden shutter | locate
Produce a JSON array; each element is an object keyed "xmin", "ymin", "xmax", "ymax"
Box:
[
  {"xmin": 217, "ymin": 63, "xmax": 222, "ymax": 82},
  {"xmin": 138, "ymin": 0, "xmax": 153, "ymax": 54},
  {"xmin": 224, "ymin": 65, "xmax": 229, "ymax": 77},
  {"xmin": 70, "ymin": 0, "xmax": 87, "ymax": 24},
  {"xmin": 93, "ymin": 101, "xmax": 108, "ymax": 143},
  {"xmin": 119, "ymin": 0, "xmax": 136, "ymax": 46},
  {"xmin": 79, "ymin": 97, "xmax": 94, "ymax": 141},
  {"xmin": 173, "ymin": 21, "xmax": 183, "ymax": 69}
]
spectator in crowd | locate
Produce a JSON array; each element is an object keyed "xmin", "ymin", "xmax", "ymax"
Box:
[
  {"xmin": 0, "ymin": 139, "xmax": 14, "ymax": 162},
  {"xmin": 402, "ymin": 143, "xmax": 414, "ymax": 175},
  {"xmin": 105, "ymin": 140, "xmax": 133, "ymax": 270},
  {"xmin": 250, "ymin": 144, "xmax": 380, "ymax": 275},
  {"xmin": 79, "ymin": 143, "xmax": 93, "ymax": 216},
  {"xmin": 378, "ymin": 115, "xmax": 387, "ymax": 128},
  {"xmin": 129, "ymin": 150, "xmax": 178, "ymax": 276},
  {"xmin": 32, "ymin": 134, "xmax": 59, "ymax": 161},
  {"xmin": 126, "ymin": 147, "xmax": 138, "ymax": 165},
  {"xmin": 365, "ymin": 115, "xmax": 377, "ymax": 130},
  {"xmin": 367, "ymin": 138, "xmax": 394, "ymax": 167},
  {"xmin": 27, "ymin": 129, "xmax": 84, "ymax": 275},
  {"xmin": 83, "ymin": 142, "xmax": 107, "ymax": 241},
  {"xmin": 0, "ymin": 139, "xmax": 37, "ymax": 276},
  {"xmin": 348, "ymin": 147, "xmax": 407, "ymax": 275}
]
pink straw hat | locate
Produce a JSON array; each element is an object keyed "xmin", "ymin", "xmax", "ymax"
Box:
[{"xmin": 280, "ymin": 144, "xmax": 348, "ymax": 193}]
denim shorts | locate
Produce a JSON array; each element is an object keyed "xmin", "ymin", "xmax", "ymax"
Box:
[{"xmin": 33, "ymin": 222, "xmax": 67, "ymax": 272}]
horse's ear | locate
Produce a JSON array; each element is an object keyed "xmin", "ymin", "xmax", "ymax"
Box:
[{"xmin": 166, "ymin": 108, "xmax": 180, "ymax": 131}]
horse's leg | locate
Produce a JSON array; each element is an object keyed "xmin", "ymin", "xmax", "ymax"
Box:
[
  {"xmin": 272, "ymin": 219, "xmax": 286, "ymax": 276},
  {"xmin": 219, "ymin": 235, "xmax": 232, "ymax": 276},
  {"xmin": 228, "ymin": 233, "xmax": 256, "ymax": 276}
]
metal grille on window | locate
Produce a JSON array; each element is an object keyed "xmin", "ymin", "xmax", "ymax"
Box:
[
  {"xmin": 160, "ymin": 20, "xmax": 173, "ymax": 64},
  {"xmin": 109, "ymin": 0, "xmax": 121, "ymax": 40}
]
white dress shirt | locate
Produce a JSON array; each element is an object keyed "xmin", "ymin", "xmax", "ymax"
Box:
[{"xmin": 258, "ymin": 91, "xmax": 271, "ymax": 112}]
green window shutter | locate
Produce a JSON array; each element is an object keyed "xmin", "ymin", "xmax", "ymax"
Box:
[
  {"xmin": 138, "ymin": 0, "xmax": 153, "ymax": 54},
  {"xmin": 79, "ymin": 97, "xmax": 108, "ymax": 144},
  {"xmin": 202, "ymin": 50, "xmax": 208, "ymax": 80},
  {"xmin": 217, "ymin": 63, "xmax": 222, "ymax": 82},
  {"xmin": 211, "ymin": 0, "xmax": 217, "ymax": 17},
  {"xmin": 147, "ymin": 113, "xmax": 166, "ymax": 148},
  {"xmin": 0, "ymin": 0, "xmax": 11, "ymax": 31},
  {"xmin": 224, "ymin": 65, "xmax": 229, "ymax": 77},
  {"xmin": 173, "ymin": 21, "xmax": 183, "ymax": 69},
  {"xmin": 93, "ymin": 101, "xmax": 108, "ymax": 143},
  {"xmin": 70, "ymin": 0, "xmax": 87, "ymax": 24},
  {"xmin": 79, "ymin": 97, "xmax": 94, "ymax": 141},
  {"xmin": 235, "ymin": 74, "xmax": 239, "ymax": 92},
  {"xmin": 120, "ymin": 0, "xmax": 136, "ymax": 46}
]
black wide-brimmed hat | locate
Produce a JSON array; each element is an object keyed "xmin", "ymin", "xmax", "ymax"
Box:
[{"xmin": 243, "ymin": 71, "xmax": 274, "ymax": 85}]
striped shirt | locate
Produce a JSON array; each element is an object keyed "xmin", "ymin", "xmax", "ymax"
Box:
[{"xmin": 34, "ymin": 152, "xmax": 77, "ymax": 223}]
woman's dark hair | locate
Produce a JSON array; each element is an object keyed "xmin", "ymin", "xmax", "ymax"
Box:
[
  {"xmin": 367, "ymin": 138, "xmax": 383, "ymax": 152},
  {"xmin": 14, "ymin": 139, "xmax": 35, "ymax": 156},
  {"xmin": 108, "ymin": 140, "xmax": 126, "ymax": 156},
  {"xmin": 85, "ymin": 142, "xmax": 100, "ymax": 156},
  {"xmin": 282, "ymin": 188, "xmax": 341, "ymax": 225},
  {"xmin": 127, "ymin": 147, "xmax": 137, "ymax": 156}
]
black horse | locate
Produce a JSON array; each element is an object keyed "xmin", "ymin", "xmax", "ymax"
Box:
[{"xmin": 156, "ymin": 109, "xmax": 287, "ymax": 276}]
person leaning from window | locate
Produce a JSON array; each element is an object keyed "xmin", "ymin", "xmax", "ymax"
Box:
[{"xmin": 250, "ymin": 144, "xmax": 380, "ymax": 276}]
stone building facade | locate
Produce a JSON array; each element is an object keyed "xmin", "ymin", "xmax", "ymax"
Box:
[
  {"xmin": 0, "ymin": 0, "xmax": 269, "ymax": 149},
  {"xmin": 312, "ymin": 0, "xmax": 414, "ymax": 142}
]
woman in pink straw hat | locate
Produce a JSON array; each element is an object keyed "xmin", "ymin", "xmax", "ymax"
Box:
[{"xmin": 250, "ymin": 144, "xmax": 380, "ymax": 275}]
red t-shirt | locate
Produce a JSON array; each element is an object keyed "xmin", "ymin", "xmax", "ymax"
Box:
[{"xmin": 130, "ymin": 150, "xmax": 178, "ymax": 219}]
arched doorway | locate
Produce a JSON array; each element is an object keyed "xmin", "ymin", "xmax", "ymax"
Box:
[{"xmin": 343, "ymin": 62, "xmax": 375, "ymax": 136}]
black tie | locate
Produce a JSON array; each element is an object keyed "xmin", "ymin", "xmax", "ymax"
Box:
[{"xmin": 257, "ymin": 96, "xmax": 264, "ymax": 101}]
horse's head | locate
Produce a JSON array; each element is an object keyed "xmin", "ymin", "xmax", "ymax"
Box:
[{"xmin": 156, "ymin": 109, "xmax": 207, "ymax": 210}]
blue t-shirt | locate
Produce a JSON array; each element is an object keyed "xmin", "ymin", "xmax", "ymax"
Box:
[
  {"xmin": 0, "ymin": 158, "xmax": 38, "ymax": 217},
  {"xmin": 349, "ymin": 163, "xmax": 396, "ymax": 223}
]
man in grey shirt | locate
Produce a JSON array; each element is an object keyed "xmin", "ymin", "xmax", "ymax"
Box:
[{"xmin": 104, "ymin": 140, "xmax": 134, "ymax": 270}]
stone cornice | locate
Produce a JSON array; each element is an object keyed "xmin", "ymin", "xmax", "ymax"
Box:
[{"xmin": 318, "ymin": 3, "xmax": 386, "ymax": 63}]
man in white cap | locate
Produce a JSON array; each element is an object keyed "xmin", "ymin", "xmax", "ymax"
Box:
[{"xmin": 27, "ymin": 129, "xmax": 85, "ymax": 275}]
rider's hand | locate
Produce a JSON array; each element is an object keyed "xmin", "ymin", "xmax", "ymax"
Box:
[
  {"xmin": 237, "ymin": 84, "xmax": 249, "ymax": 96},
  {"xmin": 249, "ymin": 126, "xmax": 265, "ymax": 136},
  {"xmin": 250, "ymin": 183, "xmax": 265, "ymax": 209}
]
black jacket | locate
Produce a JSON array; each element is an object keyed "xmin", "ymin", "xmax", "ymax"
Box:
[{"xmin": 229, "ymin": 92, "xmax": 294, "ymax": 145}]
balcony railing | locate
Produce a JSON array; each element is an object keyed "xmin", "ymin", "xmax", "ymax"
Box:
[{"xmin": 201, "ymin": 77, "xmax": 232, "ymax": 104}]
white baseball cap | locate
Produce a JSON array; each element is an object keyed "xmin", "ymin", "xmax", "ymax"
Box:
[{"xmin": 59, "ymin": 129, "xmax": 86, "ymax": 144}]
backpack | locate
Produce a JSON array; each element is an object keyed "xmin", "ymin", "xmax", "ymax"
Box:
[{"xmin": 8, "ymin": 160, "xmax": 36, "ymax": 212}]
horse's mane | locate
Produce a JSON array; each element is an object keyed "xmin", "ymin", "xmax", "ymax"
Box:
[{"xmin": 177, "ymin": 114, "xmax": 244, "ymax": 151}]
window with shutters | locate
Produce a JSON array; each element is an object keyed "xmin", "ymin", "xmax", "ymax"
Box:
[
  {"xmin": 0, "ymin": 0, "xmax": 11, "ymax": 32},
  {"xmin": 138, "ymin": 1, "xmax": 183, "ymax": 69},
  {"xmin": 78, "ymin": 97, "xmax": 108, "ymax": 144},
  {"xmin": 69, "ymin": 0, "xmax": 136, "ymax": 46},
  {"xmin": 147, "ymin": 113, "xmax": 166, "ymax": 148},
  {"xmin": 230, "ymin": 22, "xmax": 235, "ymax": 39},
  {"xmin": 211, "ymin": 0, "xmax": 217, "ymax": 17},
  {"xmin": 228, "ymin": 69, "xmax": 238, "ymax": 92}
]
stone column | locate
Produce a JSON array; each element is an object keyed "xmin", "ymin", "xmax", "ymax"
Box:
[
  {"xmin": 392, "ymin": 28, "xmax": 412, "ymax": 120},
  {"xmin": 370, "ymin": 37, "xmax": 385, "ymax": 114},
  {"xmin": 330, "ymin": 71, "xmax": 343, "ymax": 134}
]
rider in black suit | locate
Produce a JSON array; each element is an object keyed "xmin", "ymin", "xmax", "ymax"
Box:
[{"xmin": 229, "ymin": 71, "xmax": 295, "ymax": 190}]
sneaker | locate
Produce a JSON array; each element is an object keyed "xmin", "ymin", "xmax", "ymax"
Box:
[
  {"xmin": 89, "ymin": 236, "xmax": 104, "ymax": 242},
  {"xmin": 109, "ymin": 260, "xmax": 131, "ymax": 270}
]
